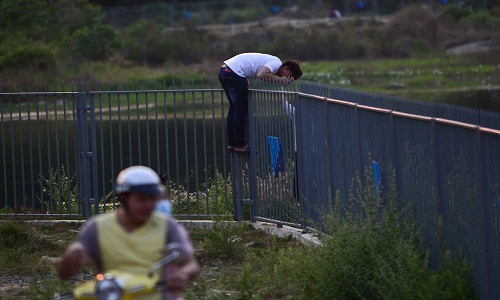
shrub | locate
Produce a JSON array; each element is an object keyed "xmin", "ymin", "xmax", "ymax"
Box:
[
  {"xmin": 122, "ymin": 20, "xmax": 217, "ymax": 65},
  {"xmin": 65, "ymin": 24, "xmax": 121, "ymax": 61},
  {"xmin": 228, "ymin": 168, "xmax": 477, "ymax": 299},
  {"xmin": 463, "ymin": 9, "xmax": 500, "ymax": 28},
  {"xmin": 121, "ymin": 20, "xmax": 168, "ymax": 65},
  {"xmin": 441, "ymin": 5, "xmax": 473, "ymax": 21},
  {"xmin": 387, "ymin": 5, "xmax": 442, "ymax": 56},
  {"xmin": 0, "ymin": 45, "xmax": 55, "ymax": 71}
]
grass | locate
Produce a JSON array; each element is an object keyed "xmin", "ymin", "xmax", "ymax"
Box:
[
  {"xmin": 302, "ymin": 54, "xmax": 500, "ymax": 96},
  {"xmin": 0, "ymin": 191, "xmax": 477, "ymax": 300}
]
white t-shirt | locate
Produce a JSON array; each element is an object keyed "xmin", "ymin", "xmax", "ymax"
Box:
[{"xmin": 224, "ymin": 53, "xmax": 282, "ymax": 78}]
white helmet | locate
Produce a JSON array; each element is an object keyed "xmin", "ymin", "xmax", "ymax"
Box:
[{"xmin": 115, "ymin": 166, "xmax": 165, "ymax": 196}]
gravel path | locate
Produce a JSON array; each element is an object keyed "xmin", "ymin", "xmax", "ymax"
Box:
[{"xmin": 0, "ymin": 272, "xmax": 32, "ymax": 298}]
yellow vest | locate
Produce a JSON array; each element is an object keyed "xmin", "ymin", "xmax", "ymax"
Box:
[{"xmin": 96, "ymin": 211, "xmax": 168, "ymax": 300}]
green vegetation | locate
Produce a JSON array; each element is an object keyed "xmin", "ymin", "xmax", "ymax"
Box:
[
  {"xmin": 0, "ymin": 166, "xmax": 476, "ymax": 299},
  {"xmin": 1, "ymin": 1, "xmax": 499, "ymax": 92},
  {"xmin": 303, "ymin": 55, "xmax": 500, "ymax": 95},
  {"xmin": 0, "ymin": 192, "xmax": 476, "ymax": 299},
  {"xmin": 0, "ymin": 2, "xmax": 489, "ymax": 297}
]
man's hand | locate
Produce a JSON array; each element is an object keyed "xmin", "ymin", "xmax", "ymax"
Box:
[
  {"xmin": 58, "ymin": 242, "xmax": 89, "ymax": 280},
  {"xmin": 278, "ymin": 76, "xmax": 293, "ymax": 87},
  {"xmin": 257, "ymin": 66, "xmax": 291, "ymax": 85},
  {"xmin": 165, "ymin": 257, "xmax": 200, "ymax": 294}
]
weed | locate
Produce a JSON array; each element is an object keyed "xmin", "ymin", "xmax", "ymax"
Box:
[
  {"xmin": 39, "ymin": 165, "xmax": 79, "ymax": 214},
  {"xmin": 0, "ymin": 222, "xmax": 69, "ymax": 274},
  {"xmin": 169, "ymin": 168, "xmax": 234, "ymax": 217},
  {"xmin": 196, "ymin": 221, "xmax": 248, "ymax": 261}
]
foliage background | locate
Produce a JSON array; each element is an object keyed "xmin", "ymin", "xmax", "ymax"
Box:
[{"xmin": 1, "ymin": 0, "xmax": 499, "ymax": 85}]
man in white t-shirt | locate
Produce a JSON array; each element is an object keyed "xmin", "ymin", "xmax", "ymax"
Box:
[{"xmin": 218, "ymin": 52, "xmax": 303, "ymax": 154}]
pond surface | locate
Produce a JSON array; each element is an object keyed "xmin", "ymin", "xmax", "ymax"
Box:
[{"xmin": 402, "ymin": 88, "xmax": 500, "ymax": 114}]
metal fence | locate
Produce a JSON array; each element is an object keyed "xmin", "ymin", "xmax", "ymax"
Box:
[
  {"xmin": 248, "ymin": 80, "xmax": 500, "ymax": 300},
  {"xmin": 0, "ymin": 80, "xmax": 234, "ymax": 218},
  {"xmin": 1, "ymin": 80, "xmax": 500, "ymax": 298}
]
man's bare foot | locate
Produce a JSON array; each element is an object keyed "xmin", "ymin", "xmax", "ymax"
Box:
[{"xmin": 234, "ymin": 145, "xmax": 249, "ymax": 152}]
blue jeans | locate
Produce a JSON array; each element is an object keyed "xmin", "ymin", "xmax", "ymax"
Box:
[{"xmin": 218, "ymin": 67, "xmax": 249, "ymax": 148}]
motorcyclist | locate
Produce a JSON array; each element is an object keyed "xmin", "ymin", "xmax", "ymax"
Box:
[{"xmin": 57, "ymin": 165, "xmax": 199, "ymax": 300}]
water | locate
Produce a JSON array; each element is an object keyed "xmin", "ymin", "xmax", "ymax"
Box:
[
  {"xmin": 1, "ymin": 117, "xmax": 229, "ymax": 212},
  {"xmin": 405, "ymin": 88, "xmax": 500, "ymax": 113}
]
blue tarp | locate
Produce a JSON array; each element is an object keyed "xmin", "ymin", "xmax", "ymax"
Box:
[
  {"xmin": 268, "ymin": 136, "xmax": 285, "ymax": 177},
  {"xmin": 372, "ymin": 160, "xmax": 381, "ymax": 198}
]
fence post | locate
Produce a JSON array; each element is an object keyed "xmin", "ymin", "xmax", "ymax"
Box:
[
  {"xmin": 76, "ymin": 92, "xmax": 94, "ymax": 218},
  {"xmin": 248, "ymin": 91, "xmax": 258, "ymax": 222},
  {"xmin": 229, "ymin": 90, "xmax": 258, "ymax": 222},
  {"xmin": 476, "ymin": 127, "xmax": 496, "ymax": 300},
  {"xmin": 231, "ymin": 154, "xmax": 244, "ymax": 221}
]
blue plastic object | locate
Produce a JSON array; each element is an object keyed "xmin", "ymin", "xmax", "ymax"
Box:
[
  {"xmin": 268, "ymin": 136, "xmax": 285, "ymax": 177},
  {"xmin": 372, "ymin": 160, "xmax": 381, "ymax": 198}
]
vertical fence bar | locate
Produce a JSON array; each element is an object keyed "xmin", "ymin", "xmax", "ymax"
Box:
[
  {"xmin": 476, "ymin": 127, "xmax": 496, "ymax": 300},
  {"xmin": 53, "ymin": 85, "xmax": 63, "ymax": 214},
  {"xmin": 89, "ymin": 93, "xmax": 99, "ymax": 215},
  {"xmin": 201, "ymin": 82, "xmax": 210, "ymax": 215},
  {"xmin": 173, "ymin": 82, "xmax": 182, "ymax": 212},
  {"xmin": 117, "ymin": 86, "xmax": 124, "ymax": 173},
  {"xmin": 107, "ymin": 85, "xmax": 116, "ymax": 203},
  {"xmin": 248, "ymin": 90, "xmax": 258, "ymax": 222},
  {"xmin": 191, "ymin": 81, "xmax": 200, "ymax": 215},
  {"xmin": 76, "ymin": 92, "xmax": 92, "ymax": 217},
  {"xmin": 181, "ymin": 80, "xmax": 191, "ymax": 214},
  {"xmin": 35, "ymin": 85, "xmax": 44, "ymax": 213},
  {"xmin": 0, "ymin": 87, "xmax": 8, "ymax": 213},
  {"xmin": 209, "ymin": 82, "xmax": 219, "ymax": 215},
  {"xmin": 88, "ymin": 93, "xmax": 99, "ymax": 216},
  {"xmin": 16, "ymin": 85, "xmax": 27, "ymax": 213},
  {"xmin": 26, "ymin": 87, "xmax": 35, "ymax": 212},
  {"xmin": 62, "ymin": 86, "xmax": 72, "ymax": 214},
  {"xmin": 9, "ymin": 88, "xmax": 18, "ymax": 212},
  {"xmin": 43, "ymin": 84, "xmax": 55, "ymax": 213},
  {"xmin": 154, "ymin": 82, "xmax": 161, "ymax": 173},
  {"xmin": 135, "ymin": 82, "xmax": 142, "ymax": 165},
  {"xmin": 145, "ymin": 84, "xmax": 151, "ymax": 167},
  {"xmin": 162, "ymin": 81, "xmax": 172, "ymax": 197},
  {"xmin": 97, "ymin": 89, "xmax": 106, "ymax": 212}
]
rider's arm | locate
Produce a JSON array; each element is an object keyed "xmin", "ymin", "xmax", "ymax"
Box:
[
  {"xmin": 57, "ymin": 242, "xmax": 89, "ymax": 279},
  {"xmin": 175, "ymin": 224, "xmax": 200, "ymax": 281},
  {"xmin": 58, "ymin": 218, "xmax": 99, "ymax": 280},
  {"xmin": 165, "ymin": 220, "xmax": 200, "ymax": 293},
  {"xmin": 58, "ymin": 241, "xmax": 91, "ymax": 280}
]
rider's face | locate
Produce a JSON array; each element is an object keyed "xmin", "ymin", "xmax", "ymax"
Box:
[{"xmin": 125, "ymin": 193, "xmax": 160, "ymax": 223}]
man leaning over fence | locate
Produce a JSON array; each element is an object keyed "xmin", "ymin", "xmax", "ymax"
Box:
[{"xmin": 218, "ymin": 52, "xmax": 303, "ymax": 155}]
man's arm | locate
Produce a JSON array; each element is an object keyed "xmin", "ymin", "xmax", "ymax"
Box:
[
  {"xmin": 165, "ymin": 254, "xmax": 200, "ymax": 294},
  {"xmin": 165, "ymin": 220, "xmax": 200, "ymax": 294},
  {"xmin": 58, "ymin": 241, "xmax": 91, "ymax": 280},
  {"xmin": 256, "ymin": 66, "xmax": 292, "ymax": 85}
]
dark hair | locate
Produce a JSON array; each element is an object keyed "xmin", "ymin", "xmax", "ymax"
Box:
[
  {"xmin": 281, "ymin": 60, "xmax": 303, "ymax": 80},
  {"xmin": 118, "ymin": 193, "xmax": 129, "ymax": 208}
]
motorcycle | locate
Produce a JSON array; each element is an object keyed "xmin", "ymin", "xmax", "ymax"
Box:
[{"xmin": 54, "ymin": 242, "xmax": 187, "ymax": 300}]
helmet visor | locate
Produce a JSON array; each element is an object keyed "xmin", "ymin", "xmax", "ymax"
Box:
[{"xmin": 127, "ymin": 184, "xmax": 165, "ymax": 196}]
